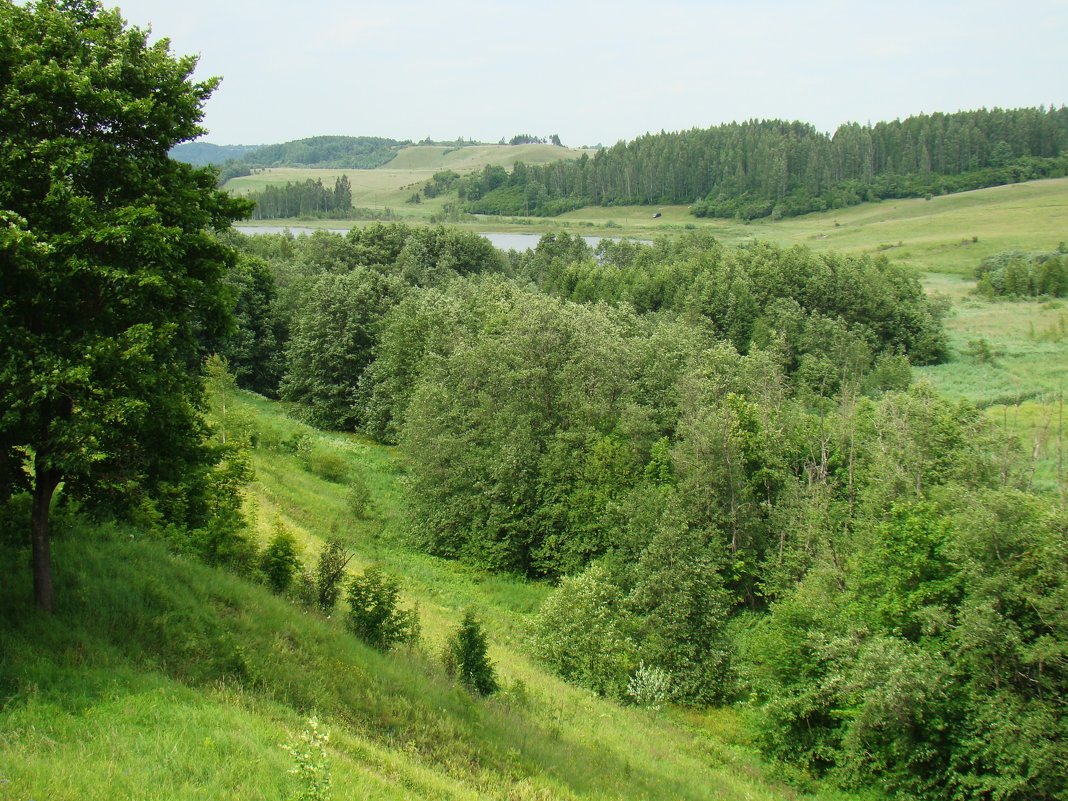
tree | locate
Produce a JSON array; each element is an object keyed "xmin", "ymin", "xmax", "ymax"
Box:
[
  {"xmin": 280, "ymin": 269, "xmax": 402, "ymax": 429},
  {"xmin": 344, "ymin": 566, "xmax": 419, "ymax": 651},
  {"xmin": 260, "ymin": 520, "xmax": 303, "ymax": 594},
  {"xmin": 0, "ymin": 0, "xmax": 251, "ymax": 611},
  {"xmin": 444, "ymin": 609, "xmax": 498, "ymax": 696}
]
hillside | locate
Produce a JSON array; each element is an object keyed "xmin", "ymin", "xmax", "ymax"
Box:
[
  {"xmin": 0, "ymin": 391, "xmax": 825, "ymax": 801},
  {"xmin": 170, "ymin": 141, "xmax": 262, "ymax": 166},
  {"xmin": 224, "ymin": 143, "xmax": 593, "ymax": 214}
]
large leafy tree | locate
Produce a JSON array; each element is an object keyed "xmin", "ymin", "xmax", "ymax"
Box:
[{"xmin": 0, "ymin": 0, "xmax": 249, "ymax": 611}]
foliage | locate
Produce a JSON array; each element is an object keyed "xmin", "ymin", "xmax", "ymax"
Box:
[
  {"xmin": 169, "ymin": 142, "xmax": 261, "ymax": 166},
  {"xmin": 247, "ymin": 176, "xmax": 353, "ymax": 220},
  {"xmin": 737, "ymin": 495, "xmax": 1068, "ymax": 800},
  {"xmin": 529, "ymin": 564, "xmax": 638, "ymax": 698},
  {"xmin": 218, "ymin": 254, "xmax": 286, "ymax": 396},
  {"xmin": 0, "ymin": 0, "xmax": 251, "ymax": 610},
  {"xmin": 448, "ymin": 108, "xmax": 1068, "ymax": 219},
  {"xmin": 280, "ymin": 269, "xmax": 403, "ymax": 429},
  {"xmin": 346, "ymin": 472, "xmax": 373, "ymax": 519},
  {"xmin": 344, "ymin": 567, "xmax": 419, "ymax": 651},
  {"xmin": 242, "ymin": 135, "xmax": 404, "ymax": 169},
  {"xmin": 315, "ymin": 538, "xmax": 352, "ymax": 614},
  {"xmin": 443, "ymin": 610, "xmax": 498, "ymax": 696},
  {"xmin": 260, "ymin": 519, "xmax": 303, "ymax": 594},
  {"xmin": 975, "ymin": 250, "xmax": 1068, "ymax": 297},
  {"xmin": 626, "ymin": 663, "xmax": 672, "ymax": 710}
]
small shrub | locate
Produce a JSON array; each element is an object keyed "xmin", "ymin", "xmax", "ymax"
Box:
[
  {"xmin": 443, "ymin": 609, "xmax": 498, "ymax": 696},
  {"xmin": 964, "ymin": 337, "xmax": 999, "ymax": 364},
  {"xmin": 292, "ymin": 568, "xmax": 318, "ymax": 608},
  {"xmin": 346, "ymin": 473, "xmax": 373, "ymax": 519},
  {"xmin": 284, "ymin": 431, "xmax": 314, "ymax": 461},
  {"xmin": 306, "ymin": 448, "xmax": 349, "ymax": 483},
  {"xmin": 315, "ymin": 538, "xmax": 352, "ymax": 613},
  {"xmin": 282, "ymin": 717, "xmax": 331, "ymax": 801},
  {"xmin": 626, "ymin": 662, "xmax": 672, "ymax": 710},
  {"xmin": 345, "ymin": 566, "xmax": 419, "ymax": 651},
  {"xmin": 260, "ymin": 519, "xmax": 302, "ymax": 594}
]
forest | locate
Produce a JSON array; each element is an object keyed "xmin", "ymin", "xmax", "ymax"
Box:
[
  {"xmin": 456, "ymin": 108, "xmax": 1068, "ymax": 219},
  {"xmin": 207, "ymin": 223, "xmax": 1065, "ymax": 800},
  {"xmin": 2, "ymin": 2, "xmax": 1066, "ymax": 800},
  {"xmin": 245, "ymin": 175, "xmax": 354, "ymax": 219}
]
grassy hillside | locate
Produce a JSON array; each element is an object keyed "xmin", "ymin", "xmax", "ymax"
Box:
[
  {"xmin": 553, "ymin": 177, "xmax": 1068, "ymax": 273},
  {"xmin": 0, "ymin": 392, "xmax": 847, "ymax": 801},
  {"xmin": 225, "ymin": 144, "xmax": 593, "ymax": 216},
  {"xmin": 385, "ymin": 144, "xmax": 592, "ymax": 171}
]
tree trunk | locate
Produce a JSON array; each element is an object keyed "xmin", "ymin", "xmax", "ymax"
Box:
[{"xmin": 31, "ymin": 454, "xmax": 61, "ymax": 614}]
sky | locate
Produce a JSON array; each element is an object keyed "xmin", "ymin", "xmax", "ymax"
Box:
[{"xmin": 109, "ymin": 0, "xmax": 1068, "ymax": 147}]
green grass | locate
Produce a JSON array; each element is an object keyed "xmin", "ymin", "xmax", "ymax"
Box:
[
  {"xmin": 915, "ymin": 294, "xmax": 1068, "ymax": 493},
  {"xmin": 0, "ymin": 392, "xmax": 849, "ymax": 801},
  {"xmin": 555, "ymin": 177, "xmax": 1068, "ymax": 273}
]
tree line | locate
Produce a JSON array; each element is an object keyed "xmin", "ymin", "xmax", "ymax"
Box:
[
  {"xmin": 455, "ymin": 107, "xmax": 1068, "ymax": 219},
  {"xmin": 246, "ymin": 176, "xmax": 353, "ymax": 219}
]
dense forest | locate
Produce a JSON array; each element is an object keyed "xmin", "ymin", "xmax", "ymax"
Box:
[
  {"xmin": 170, "ymin": 141, "xmax": 262, "ymax": 166},
  {"xmin": 205, "ymin": 223, "xmax": 1065, "ymax": 800},
  {"xmin": 458, "ymin": 107, "xmax": 1068, "ymax": 219}
]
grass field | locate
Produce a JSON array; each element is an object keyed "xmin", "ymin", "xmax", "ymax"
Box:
[{"xmin": 0, "ymin": 392, "xmax": 852, "ymax": 801}]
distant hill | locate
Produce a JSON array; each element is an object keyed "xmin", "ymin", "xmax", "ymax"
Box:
[
  {"xmin": 170, "ymin": 141, "xmax": 261, "ymax": 166},
  {"xmin": 242, "ymin": 135, "xmax": 410, "ymax": 169}
]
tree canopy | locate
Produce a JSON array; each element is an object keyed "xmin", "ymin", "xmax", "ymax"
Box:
[{"xmin": 0, "ymin": 0, "xmax": 250, "ymax": 610}]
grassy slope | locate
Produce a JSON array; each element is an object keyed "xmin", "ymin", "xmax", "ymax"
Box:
[
  {"xmin": 225, "ymin": 143, "xmax": 592, "ymax": 215},
  {"xmin": 553, "ymin": 177, "xmax": 1068, "ymax": 273},
  {"xmin": 0, "ymin": 393, "xmax": 844, "ymax": 801}
]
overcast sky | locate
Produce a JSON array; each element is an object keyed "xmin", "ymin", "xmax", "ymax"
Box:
[{"xmin": 110, "ymin": 0, "xmax": 1068, "ymax": 147}]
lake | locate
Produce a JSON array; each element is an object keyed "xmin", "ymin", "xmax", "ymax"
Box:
[{"xmin": 233, "ymin": 226, "xmax": 646, "ymax": 251}]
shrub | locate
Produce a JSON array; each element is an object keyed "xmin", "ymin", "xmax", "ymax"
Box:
[
  {"xmin": 529, "ymin": 563, "xmax": 637, "ymax": 698},
  {"xmin": 444, "ymin": 609, "xmax": 498, "ymax": 696},
  {"xmin": 292, "ymin": 568, "xmax": 318, "ymax": 608},
  {"xmin": 306, "ymin": 448, "xmax": 349, "ymax": 483},
  {"xmin": 346, "ymin": 472, "xmax": 373, "ymax": 519},
  {"xmin": 260, "ymin": 519, "xmax": 302, "ymax": 594},
  {"xmin": 626, "ymin": 662, "xmax": 672, "ymax": 710},
  {"xmin": 345, "ymin": 566, "xmax": 419, "ymax": 651},
  {"xmin": 315, "ymin": 538, "xmax": 352, "ymax": 613}
]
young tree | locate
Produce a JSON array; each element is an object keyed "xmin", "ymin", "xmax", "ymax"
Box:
[
  {"xmin": 444, "ymin": 609, "xmax": 498, "ymax": 696},
  {"xmin": 0, "ymin": 0, "xmax": 251, "ymax": 611},
  {"xmin": 344, "ymin": 567, "xmax": 419, "ymax": 651}
]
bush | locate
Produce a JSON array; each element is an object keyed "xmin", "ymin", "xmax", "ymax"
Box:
[
  {"xmin": 346, "ymin": 473, "xmax": 373, "ymax": 519},
  {"xmin": 305, "ymin": 448, "xmax": 349, "ymax": 483},
  {"xmin": 443, "ymin": 609, "xmax": 498, "ymax": 696},
  {"xmin": 626, "ymin": 662, "xmax": 672, "ymax": 709},
  {"xmin": 345, "ymin": 566, "xmax": 419, "ymax": 651},
  {"xmin": 260, "ymin": 519, "xmax": 302, "ymax": 594},
  {"xmin": 529, "ymin": 563, "xmax": 637, "ymax": 698},
  {"xmin": 315, "ymin": 538, "xmax": 351, "ymax": 613}
]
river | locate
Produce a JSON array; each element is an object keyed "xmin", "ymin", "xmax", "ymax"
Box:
[{"xmin": 232, "ymin": 226, "xmax": 645, "ymax": 251}]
